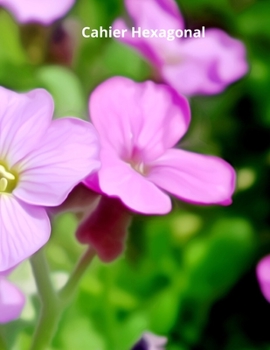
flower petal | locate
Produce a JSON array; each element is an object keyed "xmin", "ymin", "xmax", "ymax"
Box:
[
  {"xmin": 0, "ymin": 195, "xmax": 50, "ymax": 271},
  {"xmin": 0, "ymin": 0, "xmax": 75, "ymax": 24},
  {"xmin": 125, "ymin": 0, "xmax": 182, "ymax": 29},
  {"xmin": 97, "ymin": 149, "xmax": 171, "ymax": 214},
  {"xmin": 76, "ymin": 196, "xmax": 132, "ymax": 262},
  {"xmin": 132, "ymin": 331, "xmax": 167, "ymax": 350},
  {"xmin": 0, "ymin": 277, "xmax": 25, "ymax": 323},
  {"xmin": 14, "ymin": 118, "xmax": 100, "ymax": 207},
  {"xmin": 113, "ymin": 18, "xmax": 162, "ymax": 66},
  {"xmin": 257, "ymin": 255, "xmax": 270, "ymax": 303},
  {"xmin": 89, "ymin": 77, "xmax": 190, "ymax": 162},
  {"xmin": 0, "ymin": 266, "xmax": 16, "ymax": 277},
  {"xmin": 144, "ymin": 331, "xmax": 167, "ymax": 349},
  {"xmin": 162, "ymin": 29, "xmax": 248, "ymax": 95},
  {"xmin": 148, "ymin": 149, "xmax": 236, "ymax": 205},
  {"xmin": 0, "ymin": 88, "xmax": 53, "ymax": 167},
  {"xmin": 162, "ymin": 59, "xmax": 216, "ymax": 96}
]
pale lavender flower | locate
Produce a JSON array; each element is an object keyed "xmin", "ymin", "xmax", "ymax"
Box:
[
  {"xmin": 132, "ymin": 332, "xmax": 167, "ymax": 350},
  {"xmin": 256, "ymin": 255, "xmax": 270, "ymax": 303},
  {"xmin": 0, "ymin": 269, "xmax": 25, "ymax": 323},
  {"xmin": 0, "ymin": 0, "xmax": 75, "ymax": 25},
  {"xmin": 0, "ymin": 87, "xmax": 100, "ymax": 271},
  {"xmin": 85, "ymin": 77, "xmax": 236, "ymax": 215},
  {"xmin": 114, "ymin": 0, "xmax": 248, "ymax": 96}
]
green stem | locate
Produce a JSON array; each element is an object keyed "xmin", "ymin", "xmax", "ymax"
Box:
[
  {"xmin": 30, "ymin": 249, "xmax": 61, "ymax": 350},
  {"xmin": 59, "ymin": 247, "xmax": 95, "ymax": 301},
  {"xmin": 30, "ymin": 246, "xmax": 95, "ymax": 350},
  {"xmin": 0, "ymin": 331, "xmax": 7, "ymax": 350}
]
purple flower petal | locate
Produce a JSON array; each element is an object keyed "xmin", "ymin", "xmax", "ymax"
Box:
[
  {"xmin": 0, "ymin": 88, "xmax": 53, "ymax": 167},
  {"xmin": 0, "ymin": 0, "xmax": 75, "ymax": 25},
  {"xmin": 90, "ymin": 76, "xmax": 190, "ymax": 163},
  {"xmin": 148, "ymin": 148, "xmax": 236, "ymax": 205},
  {"xmin": 0, "ymin": 277, "xmax": 25, "ymax": 323},
  {"xmin": 114, "ymin": 0, "xmax": 183, "ymax": 66},
  {"xmin": 98, "ymin": 149, "xmax": 171, "ymax": 214},
  {"xmin": 113, "ymin": 18, "xmax": 162, "ymax": 66},
  {"xmin": 14, "ymin": 118, "xmax": 100, "ymax": 207},
  {"xmin": 0, "ymin": 195, "xmax": 50, "ymax": 271},
  {"xmin": 162, "ymin": 29, "xmax": 248, "ymax": 95},
  {"xmin": 126, "ymin": 0, "xmax": 182, "ymax": 27}
]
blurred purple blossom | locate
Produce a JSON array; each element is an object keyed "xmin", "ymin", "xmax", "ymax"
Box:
[
  {"xmin": 0, "ymin": 0, "xmax": 75, "ymax": 25},
  {"xmin": 132, "ymin": 332, "xmax": 167, "ymax": 350},
  {"xmin": 257, "ymin": 255, "xmax": 270, "ymax": 303},
  {"xmin": 114, "ymin": 0, "xmax": 248, "ymax": 96},
  {"xmin": 85, "ymin": 77, "xmax": 236, "ymax": 215}
]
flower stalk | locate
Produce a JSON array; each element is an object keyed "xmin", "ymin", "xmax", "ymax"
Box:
[
  {"xmin": 30, "ymin": 246, "xmax": 96, "ymax": 349},
  {"xmin": 30, "ymin": 249, "xmax": 61, "ymax": 350},
  {"xmin": 59, "ymin": 246, "xmax": 96, "ymax": 301},
  {"xmin": 0, "ymin": 331, "xmax": 7, "ymax": 350}
]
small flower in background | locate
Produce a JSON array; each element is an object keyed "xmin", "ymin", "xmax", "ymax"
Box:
[
  {"xmin": 256, "ymin": 255, "xmax": 270, "ymax": 303},
  {"xmin": 114, "ymin": 0, "xmax": 248, "ymax": 96},
  {"xmin": 0, "ymin": 0, "xmax": 75, "ymax": 25},
  {"xmin": 85, "ymin": 77, "xmax": 236, "ymax": 215},
  {"xmin": 0, "ymin": 87, "xmax": 100, "ymax": 271},
  {"xmin": 132, "ymin": 332, "xmax": 167, "ymax": 350},
  {"xmin": 0, "ymin": 269, "xmax": 25, "ymax": 323},
  {"xmin": 47, "ymin": 19, "xmax": 81, "ymax": 66}
]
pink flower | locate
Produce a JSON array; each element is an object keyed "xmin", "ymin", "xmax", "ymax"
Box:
[
  {"xmin": 84, "ymin": 77, "xmax": 236, "ymax": 215},
  {"xmin": 114, "ymin": 0, "xmax": 248, "ymax": 96},
  {"xmin": 0, "ymin": 269, "xmax": 25, "ymax": 323},
  {"xmin": 256, "ymin": 255, "xmax": 270, "ymax": 303},
  {"xmin": 0, "ymin": 87, "xmax": 100, "ymax": 271},
  {"xmin": 132, "ymin": 332, "xmax": 167, "ymax": 350},
  {"xmin": 0, "ymin": 0, "xmax": 75, "ymax": 25}
]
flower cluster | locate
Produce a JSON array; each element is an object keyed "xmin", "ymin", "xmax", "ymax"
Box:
[
  {"xmin": 77, "ymin": 76, "xmax": 235, "ymax": 262},
  {"xmin": 0, "ymin": 0, "xmax": 247, "ymax": 328},
  {"xmin": 0, "ymin": 76, "xmax": 237, "ymax": 320}
]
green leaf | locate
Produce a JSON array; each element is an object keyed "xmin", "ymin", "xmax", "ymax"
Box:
[
  {"xmin": 36, "ymin": 66, "xmax": 86, "ymax": 119},
  {"xmin": 184, "ymin": 218, "xmax": 255, "ymax": 299},
  {"xmin": 0, "ymin": 11, "xmax": 27, "ymax": 65}
]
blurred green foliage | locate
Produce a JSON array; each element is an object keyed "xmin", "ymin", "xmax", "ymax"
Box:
[{"xmin": 0, "ymin": 0, "xmax": 270, "ymax": 349}]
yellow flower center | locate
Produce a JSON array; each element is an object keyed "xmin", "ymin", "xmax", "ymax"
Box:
[
  {"xmin": 129, "ymin": 159, "xmax": 149, "ymax": 176},
  {"xmin": 0, "ymin": 163, "xmax": 18, "ymax": 194}
]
